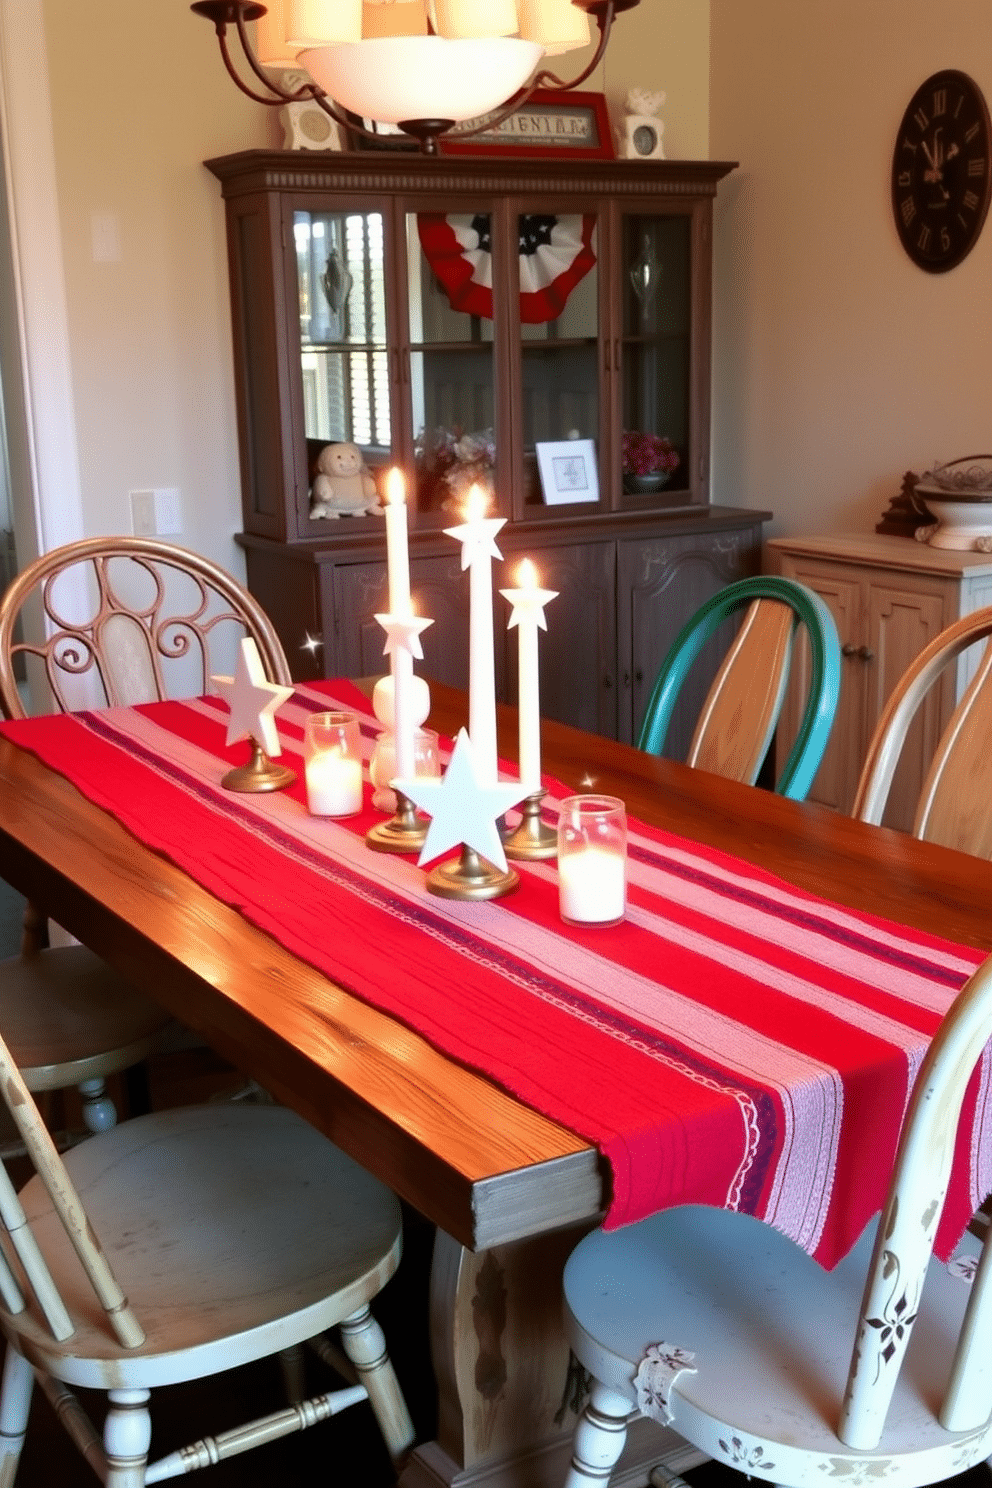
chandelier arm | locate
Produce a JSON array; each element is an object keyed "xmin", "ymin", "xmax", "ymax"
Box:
[
  {"xmin": 531, "ymin": 4, "xmax": 613, "ymax": 92},
  {"xmin": 231, "ymin": 6, "xmax": 318, "ymax": 102},
  {"xmin": 213, "ymin": 30, "xmax": 289, "ymax": 104}
]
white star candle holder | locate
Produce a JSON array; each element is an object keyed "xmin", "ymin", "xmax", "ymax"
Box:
[
  {"xmin": 499, "ymin": 558, "xmax": 558, "ymax": 861},
  {"xmin": 366, "ymin": 563, "xmax": 435, "ymax": 852},
  {"xmin": 366, "ymin": 469, "xmax": 435, "ymax": 851},
  {"xmin": 395, "ymin": 729, "xmax": 528, "ymax": 900},
  {"xmin": 211, "ymin": 638, "xmax": 296, "ymax": 793}
]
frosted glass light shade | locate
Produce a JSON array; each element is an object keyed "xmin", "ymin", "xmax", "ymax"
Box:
[
  {"xmin": 286, "ymin": 0, "xmax": 363, "ymax": 47},
  {"xmin": 256, "ymin": 0, "xmax": 304, "ymax": 64},
  {"xmin": 518, "ymin": 0, "xmax": 591, "ymax": 52},
  {"xmin": 433, "ymin": 0, "xmax": 518, "ymax": 39},
  {"xmin": 299, "ymin": 35, "xmax": 543, "ymax": 123},
  {"xmin": 362, "ymin": 0, "xmax": 428, "ymax": 37}
]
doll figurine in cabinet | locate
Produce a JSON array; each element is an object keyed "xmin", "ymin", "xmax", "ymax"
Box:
[{"xmin": 309, "ymin": 442, "xmax": 384, "ymax": 519}]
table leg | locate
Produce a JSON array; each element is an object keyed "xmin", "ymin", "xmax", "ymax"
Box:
[{"xmin": 400, "ymin": 1228, "xmax": 699, "ymax": 1488}]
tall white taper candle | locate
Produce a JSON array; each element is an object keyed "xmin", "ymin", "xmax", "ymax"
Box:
[
  {"xmin": 383, "ymin": 467, "xmax": 411, "ymax": 617},
  {"xmin": 500, "ymin": 558, "xmax": 558, "ymax": 793},
  {"xmin": 445, "ymin": 484, "xmax": 506, "ymax": 787}
]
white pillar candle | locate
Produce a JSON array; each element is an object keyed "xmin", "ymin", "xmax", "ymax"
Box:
[
  {"xmin": 445, "ymin": 484, "xmax": 506, "ymax": 787},
  {"xmin": 305, "ymin": 753, "xmax": 364, "ymax": 817},
  {"xmin": 557, "ymin": 794, "xmax": 627, "ymax": 927},
  {"xmin": 383, "ymin": 466, "xmax": 412, "ymax": 617},
  {"xmin": 500, "ymin": 557, "xmax": 558, "ymax": 793},
  {"xmin": 304, "ymin": 711, "xmax": 364, "ymax": 817},
  {"xmin": 558, "ymin": 847, "xmax": 627, "ymax": 925}
]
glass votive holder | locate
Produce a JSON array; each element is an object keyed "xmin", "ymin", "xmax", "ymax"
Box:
[
  {"xmin": 304, "ymin": 712, "xmax": 364, "ymax": 818},
  {"xmin": 557, "ymin": 794, "xmax": 627, "ymax": 928},
  {"xmin": 369, "ymin": 727, "xmax": 441, "ymax": 812}
]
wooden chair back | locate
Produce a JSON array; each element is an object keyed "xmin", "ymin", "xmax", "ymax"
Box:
[
  {"xmin": 853, "ymin": 607, "xmax": 992, "ymax": 855},
  {"xmin": 0, "ymin": 536, "xmax": 291, "ymax": 720},
  {"xmin": 0, "ymin": 1020, "xmax": 144, "ymax": 1350},
  {"xmin": 839, "ymin": 950, "xmax": 992, "ymax": 1450},
  {"xmin": 637, "ymin": 575, "xmax": 841, "ymax": 800}
]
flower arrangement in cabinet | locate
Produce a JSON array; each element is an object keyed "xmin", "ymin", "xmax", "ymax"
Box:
[
  {"xmin": 622, "ymin": 430, "xmax": 680, "ymax": 494},
  {"xmin": 415, "ymin": 426, "xmax": 496, "ymax": 513}
]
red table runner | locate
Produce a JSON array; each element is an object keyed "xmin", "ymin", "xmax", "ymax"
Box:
[{"xmin": 4, "ymin": 680, "xmax": 989, "ymax": 1268}]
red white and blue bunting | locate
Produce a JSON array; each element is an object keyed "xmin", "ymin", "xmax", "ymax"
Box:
[{"xmin": 417, "ymin": 212, "xmax": 597, "ymax": 325}]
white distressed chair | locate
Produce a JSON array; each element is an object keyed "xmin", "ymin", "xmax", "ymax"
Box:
[
  {"xmin": 853, "ymin": 606, "xmax": 992, "ymax": 856},
  {"xmin": 561, "ymin": 949, "xmax": 992, "ymax": 1488},
  {"xmin": 0, "ymin": 537, "xmax": 294, "ymax": 1134},
  {"xmin": 0, "ymin": 1019, "xmax": 414, "ymax": 1486}
]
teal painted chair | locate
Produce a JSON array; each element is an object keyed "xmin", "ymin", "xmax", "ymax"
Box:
[{"xmin": 636, "ymin": 575, "xmax": 841, "ymax": 801}]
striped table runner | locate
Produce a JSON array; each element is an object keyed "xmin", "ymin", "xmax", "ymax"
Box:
[{"xmin": 3, "ymin": 679, "xmax": 988, "ymax": 1269}]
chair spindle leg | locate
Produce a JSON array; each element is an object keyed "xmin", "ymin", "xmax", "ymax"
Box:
[
  {"xmin": 78, "ymin": 1077, "xmax": 117, "ymax": 1133},
  {"xmin": 565, "ymin": 1379, "xmax": 632, "ymax": 1488},
  {"xmin": 0, "ymin": 1346, "xmax": 33, "ymax": 1486},
  {"xmin": 104, "ymin": 1387, "xmax": 151, "ymax": 1488},
  {"xmin": 279, "ymin": 1343, "xmax": 306, "ymax": 1403},
  {"xmin": 339, "ymin": 1304, "xmax": 415, "ymax": 1461}
]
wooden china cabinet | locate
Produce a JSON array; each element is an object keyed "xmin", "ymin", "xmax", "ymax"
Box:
[{"xmin": 206, "ymin": 149, "xmax": 769, "ymax": 747}]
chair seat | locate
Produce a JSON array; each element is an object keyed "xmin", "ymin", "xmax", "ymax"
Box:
[
  {"xmin": 4, "ymin": 1104, "xmax": 404, "ymax": 1392},
  {"xmin": 2, "ymin": 946, "xmax": 170, "ymax": 1088},
  {"xmin": 564, "ymin": 1205, "xmax": 991, "ymax": 1488}
]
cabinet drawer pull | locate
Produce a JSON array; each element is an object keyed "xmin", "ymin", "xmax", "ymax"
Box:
[
  {"xmin": 858, "ymin": 645, "xmax": 875, "ymax": 661},
  {"xmin": 603, "ymin": 674, "xmax": 614, "ymax": 689},
  {"xmin": 842, "ymin": 643, "xmax": 858, "ymax": 657}
]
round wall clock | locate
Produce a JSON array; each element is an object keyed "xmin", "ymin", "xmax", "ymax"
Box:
[{"xmin": 892, "ymin": 69, "xmax": 992, "ymax": 272}]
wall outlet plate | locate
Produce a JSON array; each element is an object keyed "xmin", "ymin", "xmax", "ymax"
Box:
[{"xmin": 129, "ymin": 487, "xmax": 183, "ymax": 536}]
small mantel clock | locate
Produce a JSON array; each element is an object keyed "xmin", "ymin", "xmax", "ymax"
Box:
[{"xmin": 891, "ymin": 69, "xmax": 992, "ymax": 272}]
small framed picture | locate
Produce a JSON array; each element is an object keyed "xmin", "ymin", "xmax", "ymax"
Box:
[{"xmin": 536, "ymin": 439, "xmax": 599, "ymax": 506}]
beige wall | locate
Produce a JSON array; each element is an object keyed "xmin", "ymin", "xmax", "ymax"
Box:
[
  {"xmin": 40, "ymin": 0, "xmax": 277, "ymax": 573},
  {"xmin": 31, "ymin": 1, "xmax": 707, "ymax": 575},
  {"xmin": 710, "ymin": 0, "xmax": 992, "ymax": 537}
]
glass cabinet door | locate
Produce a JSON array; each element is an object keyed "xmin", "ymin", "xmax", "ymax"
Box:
[
  {"xmin": 294, "ymin": 208, "xmax": 391, "ymax": 464},
  {"xmin": 405, "ymin": 210, "xmax": 497, "ymax": 516},
  {"xmin": 519, "ymin": 210, "xmax": 600, "ymax": 508},
  {"xmin": 620, "ymin": 213, "xmax": 692, "ymax": 502}
]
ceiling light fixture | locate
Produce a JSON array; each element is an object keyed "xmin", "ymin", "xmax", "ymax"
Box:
[{"xmin": 192, "ymin": 0, "xmax": 639, "ymax": 155}]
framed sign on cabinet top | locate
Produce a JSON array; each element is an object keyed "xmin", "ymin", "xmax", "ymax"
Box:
[{"xmin": 439, "ymin": 89, "xmax": 614, "ymax": 159}]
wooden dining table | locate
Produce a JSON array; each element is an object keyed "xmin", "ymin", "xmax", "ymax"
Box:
[{"xmin": 2, "ymin": 680, "xmax": 992, "ymax": 1488}]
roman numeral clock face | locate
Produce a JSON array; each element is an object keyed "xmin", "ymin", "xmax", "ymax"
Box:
[{"xmin": 892, "ymin": 69, "xmax": 992, "ymax": 272}]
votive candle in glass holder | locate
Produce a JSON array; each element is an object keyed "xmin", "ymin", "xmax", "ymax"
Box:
[
  {"xmin": 304, "ymin": 712, "xmax": 364, "ymax": 817},
  {"xmin": 369, "ymin": 726, "xmax": 441, "ymax": 812},
  {"xmin": 557, "ymin": 794, "xmax": 627, "ymax": 928}
]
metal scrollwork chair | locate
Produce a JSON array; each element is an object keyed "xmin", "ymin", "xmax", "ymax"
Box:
[
  {"xmin": 561, "ymin": 949, "xmax": 992, "ymax": 1488},
  {"xmin": 0, "ymin": 1023, "xmax": 414, "ymax": 1484},
  {"xmin": 636, "ymin": 575, "xmax": 841, "ymax": 801},
  {"xmin": 0, "ymin": 536, "xmax": 293, "ymax": 1134},
  {"xmin": 853, "ymin": 606, "xmax": 992, "ymax": 856}
]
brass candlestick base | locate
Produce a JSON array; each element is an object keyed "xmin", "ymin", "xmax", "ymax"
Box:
[
  {"xmin": 366, "ymin": 790, "xmax": 429, "ymax": 854},
  {"xmin": 503, "ymin": 791, "xmax": 557, "ymax": 861},
  {"xmin": 427, "ymin": 844, "xmax": 519, "ymax": 900},
  {"xmin": 222, "ymin": 736, "xmax": 296, "ymax": 792}
]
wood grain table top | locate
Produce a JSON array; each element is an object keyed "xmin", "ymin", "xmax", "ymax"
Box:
[{"xmin": 1, "ymin": 681, "xmax": 990, "ymax": 1250}]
